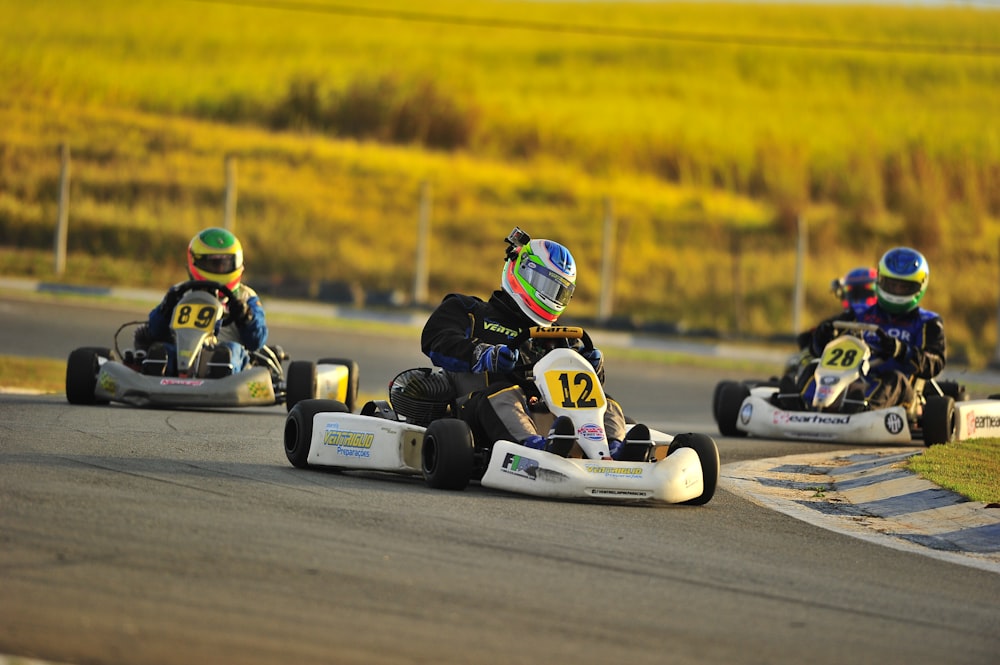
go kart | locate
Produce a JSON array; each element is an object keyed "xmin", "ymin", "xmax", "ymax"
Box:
[
  {"xmin": 713, "ymin": 321, "xmax": 994, "ymax": 445},
  {"xmin": 65, "ymin": 280, "xmax": 358, "ymax": 411},
  {"xmin": 283, "ymin": 326, "xmax": 720, "ymax": 505}
]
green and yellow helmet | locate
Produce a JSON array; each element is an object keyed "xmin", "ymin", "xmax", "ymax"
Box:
[
  {"xmin": 876, "ymin": 247, "xmax": 929, "ymax": 315},
  {"xmin": 186, "ymin": 227, "xmax": 244, "ymax": 290}
]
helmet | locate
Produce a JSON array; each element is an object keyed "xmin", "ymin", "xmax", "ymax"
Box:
[
  {"xmin": 501, "ymin": 238, "xmax": 577, "ymax": 326},
  {"xmin": 389, "ymin": 368, "xmax": 455, "ymax": 427},
  {"xmin": 187, "ymin": 227, "xmax": 244, "ymax": 291},
  {"xmin": 876, "ymin": 247, "xmax": 929, "ymax": 314},
  {"xmin": 836, "ymin": 267, "xmax": 877, "ymax": 313}
]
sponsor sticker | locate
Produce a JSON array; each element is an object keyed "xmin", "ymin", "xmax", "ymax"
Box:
[
  {"xmin": 323, "ymin": 423, "xmax": 374, "ymax": 458},
  {"xmin": 966, "ymin": 411, "xmax": 1000, "ymax": 437},
  {"xmin": 884, "ymin": 412, "xmax": 905, "ymax": 435},
  {"xmin": 578, "ymin": 423, "xmax": 604, "ymax": 441},
  {"xmin": 160, "ymin": 378, "xmax": 205, "ymax": 387},
  {"xmin": 773, "ymin": 411, "xmax": 851, "ymax": 426},
  {"xmin": 502, "ymin": 452, "xmax": 539, "ymax": 480},
  {"xmin": 583, "ymin": 465, "xmax": 643, "ymax": 478},
  {"xmin": 588, "ymin": 488, "xmax": 652, "ymax": 498}
]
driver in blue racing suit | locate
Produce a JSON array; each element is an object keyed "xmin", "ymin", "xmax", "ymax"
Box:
[
  {"xmin": 139, "ymin": 227, "xmax": 268, "ymax": 377},
  {"xmin": 420, "ymin": 228, "xmax": 641, "ymax": 459},
  {"xmin": 798, "ymin": 247, "xmax": 945, "ymax": 410}
]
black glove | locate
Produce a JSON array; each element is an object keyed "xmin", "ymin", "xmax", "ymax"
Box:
[
  {"xmin": 875, "ymin": 328, "xmax": 905, "ymax": 359},
  {"xmin": 227, "ymin": 297, "xmax": 251, "ymax": 326},
  {"xmin": 811, "ymin": 320, "xmax": 835, "ymax": 355},
  {"xmin": 161, "ymin": 285, "xmax": 183, "ymax": 311}
]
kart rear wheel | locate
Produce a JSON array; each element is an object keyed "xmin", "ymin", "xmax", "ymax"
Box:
[
  {"xmin": 717, "ymin": 382, "xmax": 750, "ymax": 437},
  {"xmin": 936, "ymin": 380, "xmax": 968, "ymax": 402},
  {"xmin": 667, "ymin": 433, "xmax": 720, "ymax": 505},
  {"xmin": 422, "ymin": 419, "xmax": 474, "ymax": 491},
  {"xmin": 922, "ymin": 395, "xmax": 956, "ymax": 446},
  {"xmin": 286, "ymin": 360, "xmax": 317, "ymax": 412},
  {"xmin": 65, "ymin": 347, "xmax": 112, "ymax": 405},
  {"xmin": 284, "ymin": 399, "xmax": 350, "ymax": 468},
  {"xmin": 318, "ymin": 357, "xmax": 360, "ymax": 413}
]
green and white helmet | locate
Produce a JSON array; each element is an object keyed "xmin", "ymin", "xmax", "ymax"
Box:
[
  {"xmin": 501, "ymin": 238, "xmax": 577, "ymax": 326},
  {"xmin": 876, "ymin": 247, "xmax": 929, "ymax": 314}
]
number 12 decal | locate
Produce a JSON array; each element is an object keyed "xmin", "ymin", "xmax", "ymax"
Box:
[{"xmin": 544, "ymin": 371, "xmax": 606, "ymax": 409}]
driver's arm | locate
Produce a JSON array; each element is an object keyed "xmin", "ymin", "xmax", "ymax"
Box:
[
  {"xmin": 422, "ymin": 294, "xmax": 501, "ymax": 373},
  {"xmin": 905, "ymin": 316, "xmax": 946, "ymax": 379}
]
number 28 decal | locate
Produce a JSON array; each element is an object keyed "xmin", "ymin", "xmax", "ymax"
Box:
[{"xmin": 543, "ymin": 370, "xmax": 606, "ymax": 410}]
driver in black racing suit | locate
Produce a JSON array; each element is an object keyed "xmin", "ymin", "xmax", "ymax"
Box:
[{"xmin": 421, "ymin": 228, "xmax": 642, "ymax": 459}]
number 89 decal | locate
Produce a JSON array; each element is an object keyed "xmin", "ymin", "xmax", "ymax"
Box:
[
  {"xmin": 543, "ymin": 370, "xmax": 606, "ymax": 410},
  {"xmin": 171, "ymin": 304, "xmax": 219, "ymax": 330}
]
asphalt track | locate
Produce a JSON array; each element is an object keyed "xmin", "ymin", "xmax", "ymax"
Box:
[{"xmin": 1, "ymin": 286, "xmax": 998, "ymax": 665}]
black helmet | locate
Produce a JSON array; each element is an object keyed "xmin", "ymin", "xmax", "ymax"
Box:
[{"xmin": 389, "ymin": 368, "xmax": 455, "ymax": 427}]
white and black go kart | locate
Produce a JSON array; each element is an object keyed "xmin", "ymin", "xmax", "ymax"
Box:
[
  {"xmin": 283, "ymin": 326, "xmax": 720, "ymax": 505},
  {"xmin": 65, "ymin": 279, "xmax": 358, "ymax": 412},
  {"xmin": 713, "ymin": 321, "xmax": 999, "ymax": 445}
]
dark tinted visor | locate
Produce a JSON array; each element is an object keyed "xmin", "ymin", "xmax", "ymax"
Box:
[
  {"xmin": 878, "ymin": 275, "xmax": 921, "ymax": 297},
  {"xmin": 193, "ymin": 254, "xmax": 237, "ymax": 274}
]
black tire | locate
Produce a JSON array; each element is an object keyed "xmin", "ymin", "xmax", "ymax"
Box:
[
  {"xmin": 922, "ymin": 395, "xmax": 956, "ymax": 446},
  {"xmin": 65, "ymin": 347, "xmax": 112, "ymax": 405},
  {"xmin": 318, "ymin": 357, "xmax": 360, "ymax": 413},
  {"xmin": 712, "ymin": 381, "xmax": 736, "ymax": 424},
  {"xmin": 936, "ymin": 380, "xmax": 969, "ymax": 402},
  {"xmin": 667, "ymin": 433, "xmax": 720, "ymax": 505},
  {"xmin": 284, "ymin": 399, "xmax": 349, "ymax": 468},
  {"xmin": 422, "ymin": 419, "xmax": 474, "ymax": 491},
  {"xmin": 285, "ymin": 360, "xmax": 317, "ymax": 412},
  {"xmin": 717, "ymin": 382, "xmax": 750, "ymax": 437}
]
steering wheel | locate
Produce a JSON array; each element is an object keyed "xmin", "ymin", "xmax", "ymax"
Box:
[
  {"xmin": 511, "ymin": 326, "xmax": 594, "ymax": 371},
  {"xmin": 172, "ymin": 280, "xmax": 238, "ymax": 325}
]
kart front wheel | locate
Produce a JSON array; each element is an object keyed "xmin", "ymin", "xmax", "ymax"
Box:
[
  {"xmin": 717, "ymin": 382, "xmax": 750, "ymax": 437},
  {"xmin": 668, "ymin": 433, "xmax": 720, "ymax": 505},
  {"xmin": 922, "ymin": 395, "xmax": 956, "ymax": 446},
  {"xmin": 286, "ymin": 360, "xmax": 317, "ymax": 412},
  {"xmin": 65, "ymin": 347, "xmax": 111, "ymax": 405},
  {"xmin": 284, "ymin": 399, "xmax": 350, "ymax": 468},
  {"xmin": 422, "ymin": 419, "xmax": 474, "ymax": 491}
]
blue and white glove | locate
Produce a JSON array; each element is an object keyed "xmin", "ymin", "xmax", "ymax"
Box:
[
  {"xmin": 582, "ymin": 348, "xmax": 603, "ymax": 375},
  {"xmin": 473, "ymin": 344, "xmax": 519, "ymax": 373}
]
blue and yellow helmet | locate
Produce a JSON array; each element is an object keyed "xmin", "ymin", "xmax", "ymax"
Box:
[
  {"xmin": 501, "ymin": 239, "xmax": 576, "ymax": 326},
  {"xmin": 876, "ymin": 247, "xmax": 928, "ymax": 314}
]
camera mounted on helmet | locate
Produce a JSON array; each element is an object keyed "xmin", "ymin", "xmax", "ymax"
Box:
[{"xmin": 505, "ymin": 227, "xmax": 531, "ymax": 261}]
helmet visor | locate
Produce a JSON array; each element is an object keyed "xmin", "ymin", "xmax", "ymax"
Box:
[
  {"xmin": 193, "ymin": 253, "xmax": 237, "ymax": 275},
  {"xmin": 518, "ymin": 258, "xmax": 575, "ymax": 308},
  {"xmin": 846, "ymin": 284, "xmax": 876, "ymax": 302},
  {"xmin": 879, "ymin": 275, "xmax": 921, "ymax": 297}
]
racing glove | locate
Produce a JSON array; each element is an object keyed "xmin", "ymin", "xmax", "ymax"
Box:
[
  {"xmin": 473, "ymin": 344, "xmax": 519, "ymax": 374},
  {"xmin": 875, "ymin": 328, "xmax": 906, "ymax": 360},
  {"xmin": 162, "ymin": 285, "xmax": 183, "ymax": 312},
  {"xmin": 227, "ymin": 297, "xmax": 252, "ymax": 326},
  {"xmin": 811, "ymin": 320, "xmax": 836, "ymax": 356},
  {"xmin": 582, "ymin": 348, "xmax": 604, "ymax": 378}
]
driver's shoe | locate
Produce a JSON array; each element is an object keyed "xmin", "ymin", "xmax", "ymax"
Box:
[
  {"xmin": 141, "ymin": 344, "xmax": 168, "ymax": 376},
  {"xmin": 208, "ymin": 347, "xmax": 234, "ymax": 378},
  {"xmin": 545, "ymin": 416, "xmax": 576, "ymax": 457},
  {"xmin": 617, "ymin": 423, "xmax": 653, "ymax": 462}
]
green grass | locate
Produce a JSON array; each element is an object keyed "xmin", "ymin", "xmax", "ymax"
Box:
[
  {"xmin": 2, "ymin": 0, "xmax": 1000, "ymax": 366},
  {"xmin": 907, "ymin": 440, "xmax": 1000, "ymax": 504}
]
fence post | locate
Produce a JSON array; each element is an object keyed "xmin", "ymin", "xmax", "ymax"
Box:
[
  {"xmin": 793, "ymin": 215, "xmax": 807, "ymax": 335},
  {"xmin": 413, "ymin": 180, "xmax": 431, "ymax": 306},
  {"xmin": 993, "ymin": 238, "xmax": 1000, "ymax": 369},
  {"xmin": 223, "ymin": 154, "xmax": 237, "ymax": 230},
  {"xmin": 731, "ymin": 230, "xmax": 743, "ymax": 334},
  {"xmin": 54, "ymin": 143, "xmax": 70, "ymax": 277},
  {"xmin": 598, "ymin": 196, "xmax": 616, "ymax": 322}
]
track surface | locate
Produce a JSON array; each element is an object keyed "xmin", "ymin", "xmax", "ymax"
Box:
[{"xmin": 1, "ymin": 296, "xmax": 998, "ymax": 665}]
